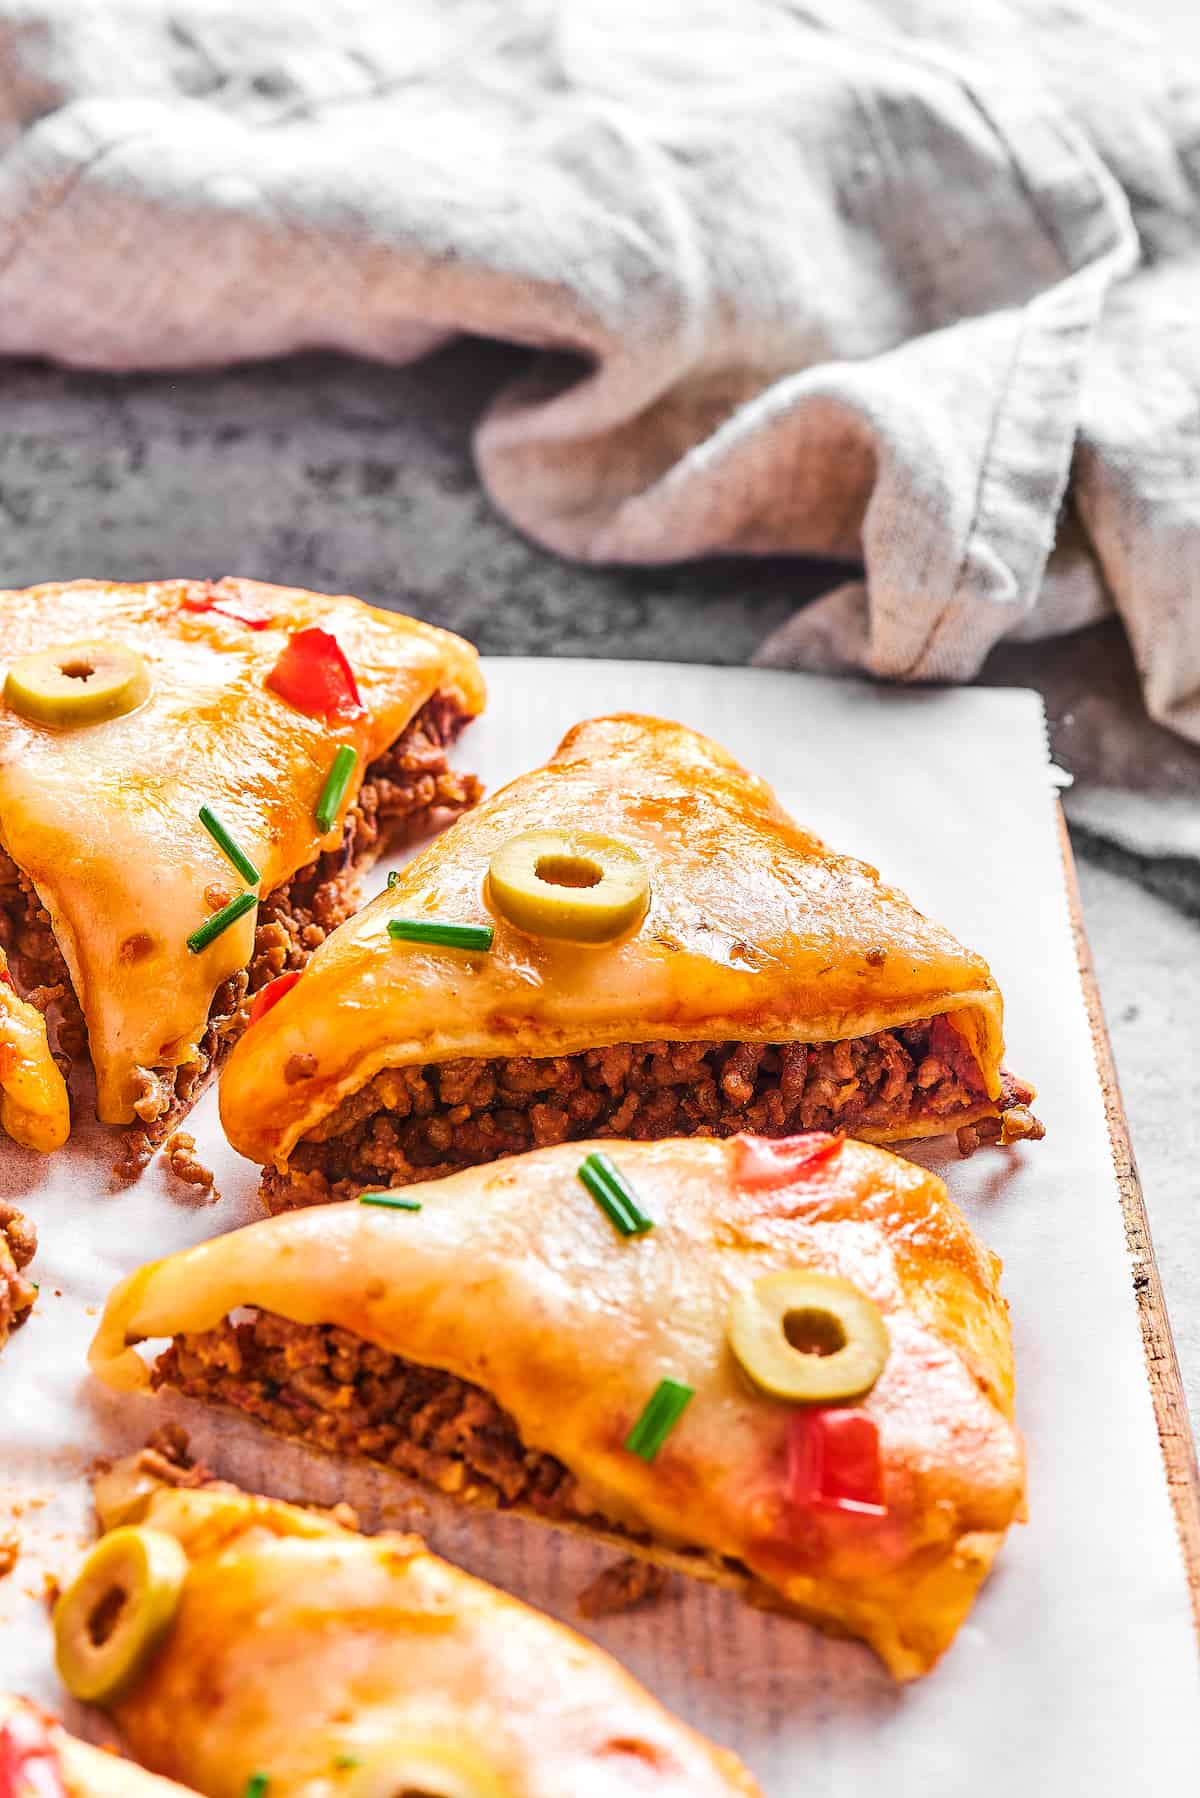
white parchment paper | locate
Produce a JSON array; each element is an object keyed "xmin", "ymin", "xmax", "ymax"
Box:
[{"xmin": 1, "ymin": 660, "xmax": 1196, "ymax": 1791}]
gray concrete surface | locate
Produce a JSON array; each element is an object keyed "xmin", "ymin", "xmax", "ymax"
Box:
[{"xmin": 1, "ymin": 343, "xmax": 1198, "ymax": 1450}]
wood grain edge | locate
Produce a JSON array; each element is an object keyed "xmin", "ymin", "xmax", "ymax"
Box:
[{"xmin": 1057, "ymin": 804, "xmax": 1200, "ymax": 1630}]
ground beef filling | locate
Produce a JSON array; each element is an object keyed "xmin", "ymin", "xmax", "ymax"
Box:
[
  {"xmin": 0, "ymin": 692, "xmax": 480, "ymax": 1173},
  {"xmin": 0, "ymin": 1199, "xmax": 37, "ymax": 1349},
  {"xmin": 267, "ymin": 1016, "xmax": 1042, "ymax": 1209},
  {"xmin": 154, "ymin": 1311, "xmax": 594, "ymax": 1525}
]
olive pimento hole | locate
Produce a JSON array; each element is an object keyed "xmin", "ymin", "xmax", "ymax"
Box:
[
  {"xmin": 58, "ymin": 659, "xmax": 97, "ymax": 683},
  {"xmin": 783, "ymin": 1307, "xmax": 847, "ymax": 1358},
  {"xmin": 86, "ymin": 1581, "xmax": 129, "ymax": 1647},
  {"xmin": 534, "ymin": 853, "xmax": 603, "ymax": 890}
]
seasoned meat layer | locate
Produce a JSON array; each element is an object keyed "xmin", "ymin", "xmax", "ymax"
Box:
[
  {"xmin": 0, "ymin": 691, "xmax": 480, "ymax": 1173},
  {"xmin": 155, "ymin": 1310, "xmax": 589, "ymax": 1523},
  {"xmin": 0, "ymin": 1199, "xmax": 37, "ymax": 1349},
  {"xmin": 266, "ymin": 1016, "xmax": 1042, "ymax": 1211}
]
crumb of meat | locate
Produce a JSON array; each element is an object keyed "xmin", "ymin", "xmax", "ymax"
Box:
[
  {"xmin": 284, "ymin": 1054, "xmax": 318, "ymax": 1085},
  {"xmin": 267, "ymin": 1016, "xmax": 1041, "ymax": 1208},
  {"xmin": 0, "ymin": 1534, "xmax": 18, "ymax": 1578},
  {"xmin": 957, "ymin": 1101, "xmax": 1046, "ymax": 1158},
  {"xmin": 135, "ymin": 1424, "xmax": 210, "ymax": 1489},
  {"xmin": 578, "ymin": 1556, "xmax": 671, "ymax": 1618},
  {"xmin": 162, "ymin": 1131, "xmax": 218, "ymax": 1203},
  {"xmin": 154, "ymin": 1312, "xmax": 591, "ymax": 1523},
  {"xmin": 0, "ymin": 1198, "xmax": 37, "ymax": 1349}
]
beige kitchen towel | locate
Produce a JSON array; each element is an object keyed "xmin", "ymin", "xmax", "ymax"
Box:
[{"xmin": 0, "ymin": 0, "xmax": 1197, "ymax": 741}]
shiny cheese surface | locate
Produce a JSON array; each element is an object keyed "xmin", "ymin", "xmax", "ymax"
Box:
[
  {"xmin": 0, "ymin": 579, "xmax": 484, "ymax": 1125},
  {"xmin": 0, "ymin": 1695, "xmax": 199, "ymax": 1797},
  {"xmin": 220, "ymin": 713, "xmax": 1008, "ymax": 1168},
  {"xmin": 86, "ymin": 1475, "xmax": 760, "ymax": 1797},
  {"xmin": 92, "ymin": 1134, "xmax": 1025, "ymax": 1679}
]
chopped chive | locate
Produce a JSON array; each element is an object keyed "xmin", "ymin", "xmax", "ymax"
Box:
[
  {"xmin": 625, "ymin": 1379, "xmax": 694, "ymax": 1461},
  {"xmin": 243, "ymin": 1777, "xmax": 269, "ymax": 1798},
  {"xmin": 359, "ymin": 1191, "xmax": 422, "ymax": 1211},
  {"xmin": 186, "ymin": 889, "xmax": 257, "ymax": 955},
  {"xmin": 387, "ymin": 869, "xmax": 401, "ymax": 888},
  {"xmin": 198, "ymin": 804, "xmax": 260, "ymax": 886},
  {"xmin": 578, "ymin": 1151, "xmax": 653, "ymax": 1237},
  {"xmin": 333, "ymin": 1754, "xmax": 360, "ymax": 1770},
  {"xmin": 387, "ymin": 918, "xmax": 493, "ymax": 953},
  {"xmin": 315, "ymin": 743, "xmax": 358, "ymax": 834}
]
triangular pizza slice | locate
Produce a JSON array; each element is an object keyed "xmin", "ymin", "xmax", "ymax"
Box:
[
  {"xmin": 92, "ymin": 1132, "xmax": 1026, "ymax": 1679},
  {"xmin": 217, "ymin": 713, "xmax": 1040, "ymax": 1209}
]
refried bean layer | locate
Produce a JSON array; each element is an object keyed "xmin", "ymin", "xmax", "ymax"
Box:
[
  {"xmin": 0, "ymin": 691, "xmax": 480, "ymax": 1173},
  {"xmin": 266, "ymin": 1016, "xmax": 1043, "ymax": 1210}
]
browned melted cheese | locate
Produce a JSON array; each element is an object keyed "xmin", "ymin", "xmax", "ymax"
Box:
[
  {"xmin": 0, "ymin": 579, "xmax": 484, "ymax": 1127},
  {"xmin": 93, "ymin": 1133, "xmax": 1024, "ymax": 1680},
  {"xmin": 220, "ymin": 713, "xmax": 1015, "ymax": 1169}
]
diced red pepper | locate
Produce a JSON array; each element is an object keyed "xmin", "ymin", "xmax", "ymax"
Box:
[
  {"xmin": 0, "ymin": 1713, "xmax": 68, "ymax": 1798},
  {"xmin": 181, "ymin": 586, "xmax": 274, "ymax": 631},
  {"xmin": 0, "ymin": 967, "xmax": 13, "ymax": 992},
  {"xmin": 247, "ymin": 970, "xmax": 301, "ymax": 1028},
  {"xmin": 266, "ymin": 627, "xmax": 363, "ymax": 721},
  {"xmin": 788, "ymin": 1407, "xmax": 887, "ymax": 1518},
  {"xmin": 730, "ymin": 1132, "xmax": 843, "ymax": 1191}
]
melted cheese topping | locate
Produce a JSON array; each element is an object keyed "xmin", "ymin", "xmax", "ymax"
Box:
[
  {"xmin": 0, "ymin": 953, "xmax": 69, "ymax": 1152},
  {"xmin": 0, "ymin": 579, "xmax": 484, "ymax": 1126},
  {"xmin": 220, "ymin": 713, "xmax": 1009, "ymax": 1169},
  {"xmin": 82, "ymin": 1476, "xmax": 758, "ymax": 1797},
  {"xmin": 92, "ymin": 1134, "xmax": 1024, "ymax": 1680}
]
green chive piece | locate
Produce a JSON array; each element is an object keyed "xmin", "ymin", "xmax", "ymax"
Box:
[
  {"xmin": 198, "ymin": 804, "xmax": 260, "ymax": 886},
  {"xmin": 333, "ymin": 1754, "xmax": 360, "ymax": 1771},
  {"xmin": 316, "ymin": 744, "xmax": 358, "ymax": 835},
  {"xmin": 243, "ymin": 1777, "xmax": 269, "ymax": 1798},
  {"xmin": 387, "ymin": 869, "xmax": 401, "ymax": 888},
  {"xmin": 186, "ymin": 889, "xmax": 257, "ymax": 955},
  {"xmin": 359, "ymin": 1191, "xmax": 422, "ymax": 1212},
  {"xmin": 578, "ymin": 1151, "xmax": 653, "ymax": 1237},
  {"xmin": 387, "ymin": 918, "xmax": 493, "ymax": 953},
  {"xmin": 625, "ymin": 1379, "xmax": 694, "ymax": 1461}
]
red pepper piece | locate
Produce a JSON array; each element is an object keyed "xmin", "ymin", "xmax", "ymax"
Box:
[
  {"xmin": 0, "ymin": 1714, "xmax": 68, "ymax": 1798},
  {"xmin": 788, "ymin": 1407, "xmax": 887, "ymax": 1518},
  {"xmin": 247, "ymin": 969, "xmax": 301, "ymax": 1028},
  {"xmin": 266, "ymin": 627, "xmax": 363, "ymax": 721},
  {"xmin": 181, "ymin": 586, "xmax": 274, "ymax": 630},
  {"xmin": 730, "ymin": 1132, "xmax": 843, "ymax": 1190},
  {"xmin": 0, "ymin": 967, "xmax": 13, "ymax": 991}
]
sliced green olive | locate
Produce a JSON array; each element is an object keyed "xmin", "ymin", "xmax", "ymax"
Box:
[
  {"xmin": 340, "ymin": 1737, "xmax": 508, "ymax": 1797},
  {"xmin": 487, "ymin": 829, "xmax": 649, "ymax": 944},
  {"xmin": 53, "ymin": 1525, "xmax": 188, "ymax": 1702},
  {"xmin": 728, "ymin": 1270, "xmax": 889, "ymax": 1403},
  {"xmin": 4, "ymin": 640, "xmax": 151, "ymax": 729}
]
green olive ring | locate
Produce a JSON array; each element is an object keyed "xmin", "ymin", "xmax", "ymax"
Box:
[
  {"xmin": 340, "ymin": 1737, "xmax": 509, "ymax": 1796},
  {"xmin": 53, "ymin": 1525, "xmax": 188, "ymax": 1703},
  {"xmin": 728, "ymin": 1269, "xmax": 890, "ymax": 1403},
  {"xmin": 487, "ymin": 829, "xmax": 650, "ymax": 944},
  {"xmin": 4, "ymin": 640, "xmax": 151, "ymax": 729}
]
